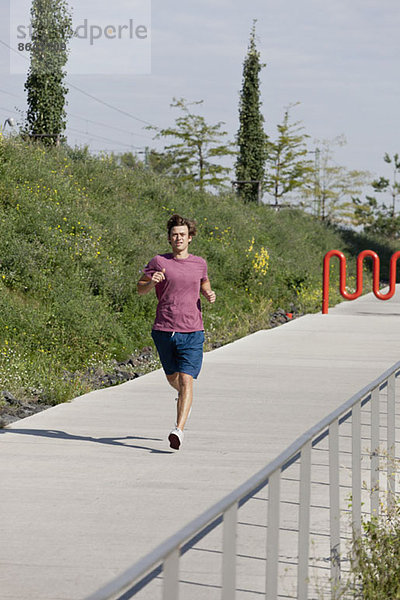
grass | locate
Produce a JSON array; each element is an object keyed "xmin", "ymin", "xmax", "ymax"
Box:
[{"xmin": 0, "ymin": 136, "xmax": 397, "ymax": 406}]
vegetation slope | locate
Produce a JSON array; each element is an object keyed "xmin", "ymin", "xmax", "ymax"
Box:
[{"xmin": 0, "ymin": 137, "xmax": 397, "ymax": 408}]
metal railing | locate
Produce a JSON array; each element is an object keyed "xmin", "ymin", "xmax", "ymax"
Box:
[
  {"xmin": 322, "ymin": 249, "xmax": 400, "ymax": 313},
  {"xmin": 85, "ymin": 361, "xmax": 400, "ymax": 600}
]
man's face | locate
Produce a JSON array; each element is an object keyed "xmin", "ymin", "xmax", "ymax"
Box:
[{"xmin": 169, "ymin": 225, "xmax": 192, "ymax": 252}]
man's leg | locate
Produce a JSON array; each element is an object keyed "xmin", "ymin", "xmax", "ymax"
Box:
[
  {"xmin": 166, "ymin": 373, "xmax": 180, "ymax": 426},
  {"xmin": 166, "ymin": 373, "xmax": 180, "ymax": 393},
  {"xmin": 166, "ymin": 332, "xmax": 203, "ymax": 449},
  {"xmin": 176, "ymin": 372, "xmax": 193, "ymax": 431},
  {"xmin": 166, "ymin": 372, "xmax": 192, "ymax": 430}
]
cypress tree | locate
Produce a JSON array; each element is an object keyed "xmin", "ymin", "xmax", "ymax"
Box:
[
  {"xmin": 24, "ymin": 0, "xmax": 73, "ymax": 145},
  {"xmin": 235, "ymin": 21, "xmax": 267, "ymax": 203}
]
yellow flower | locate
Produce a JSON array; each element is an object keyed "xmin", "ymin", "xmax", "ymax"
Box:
[{"xmin": 252, "ymin": 246, "xmax": 270, "ymax": 276}]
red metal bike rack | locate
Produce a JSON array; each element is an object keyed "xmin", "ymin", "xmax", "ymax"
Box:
[{"xmin": 322, "ymin": 249, "xmax": 400, "ymax": 314}]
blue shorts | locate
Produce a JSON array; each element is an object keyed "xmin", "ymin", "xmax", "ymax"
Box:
[{"xmin": 151, "ymin": 330, "xmax": 205, "ymax": 379}]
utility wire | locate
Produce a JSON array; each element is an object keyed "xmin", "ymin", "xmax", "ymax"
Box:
[
  {"xmin": 0, "ymin": 107, "xmax": 144, "ymax": 151},
  {"xmin": 0, "ymin": 88, "xmax": 21, "ymax": 99},
  {"xmin": 1, "ymin": 86, "xmax": 153, "ymax": 140},
  {"xmin": 66, "ymin": 81, "xmax": 155, "ymax": 127},
  {"xmin": 0, "ymin": 36, "xmax": 157, "ymax": 129},
  {"xmin": 66, "ymin": 126, "xmax": 142, "ymax": 150},
  {"xmin": 0, "ymin": 38, "xmax": 21, "ymax": 57},
  {"xmin": 0, "ymin": 102, "xmax": 149, "ymax": 150},
  {"xmin": 67, "ymin": 112, "xmax": 152, "ymax": 140},
  {"xmin": 0, "ymin": 105, "xmax": 20, "ymax": 115}
]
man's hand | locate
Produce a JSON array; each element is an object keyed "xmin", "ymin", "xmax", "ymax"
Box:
[
  {"xmin": 137, "ymin": 268, "xmax": 165, "ymax": 295},
  {"xmin": 201, "ymin": 279, "xmax": 216, "ymax": 303},
  {"xmin": 202, "ymin": 289, "xmax": 216, "ymax": 303},
  {"xmin": 151, "ymin": 268, "xmax": 166, "ymax": 284}
]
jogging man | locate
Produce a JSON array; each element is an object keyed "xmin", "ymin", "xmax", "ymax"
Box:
[{"xmin": 137, "ymin": 214, "xmax": 216, "ymax": 450}]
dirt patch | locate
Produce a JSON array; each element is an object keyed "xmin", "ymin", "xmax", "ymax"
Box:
[{"xmin": 0, "ymin": 346, "xmax": 158, "ymax": 428}]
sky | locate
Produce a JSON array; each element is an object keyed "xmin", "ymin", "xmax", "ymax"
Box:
[{"xmin": 0, "ymin": 0, "xmax": 399, "ymax": 190}]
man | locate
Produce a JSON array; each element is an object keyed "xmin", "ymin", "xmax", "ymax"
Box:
[{"xmin": 137, "ymin": 214, "xmax": 216, "ymax": 450}]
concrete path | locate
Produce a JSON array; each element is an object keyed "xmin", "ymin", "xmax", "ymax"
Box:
[{"xmin": 1, "ymin": 288, "xmax": 400, "ymax": 600}]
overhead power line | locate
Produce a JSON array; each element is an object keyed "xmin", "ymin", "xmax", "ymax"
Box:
[
  {"xmin": 0, "ymin": 108, "xmax": 145, "ymax": 151},
  {"xmin": 67, "ymin": 112, "xmax": 152, "ymax": 140},
  {"xmin": 0, "ymin": 88, "xmax": 21, "ymax": 99},
  {"xmin": 2, "ymin": 85, "xmax": 153, "ymax": 141},
  {"xmin": 0, "ymin": 38, "xmax": 21, "ymax": 57},
  {"xmin": 66, "ymin": 126, "xmax": 143, "ymax": 150},
  {"xmin": 0, "ymin": 105, "xmax": 20, "ymax": 115},
  {"xmin": 0, "ymin": 104, "xmax": 151, "ymax": 150},
  {"xmin": 66, "ymin": 81, "xmax": 155, "ymax": 127},
  {"xmin": 0, "ymin": 36, "xmax": 156, "ymax": 129}
]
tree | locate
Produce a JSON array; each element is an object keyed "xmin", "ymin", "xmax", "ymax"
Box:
[
  {"xmin": 118, "ymin": 149, "xmax": 176, "ymax": 174},
  {"xmin": 24, "ymin": 0, "xmax": 73, "ymax": 145},
  {"xmin": 352, "ymin": 196, "xmax": 400, "ymax": 239},
  {"xmin": 147, "ymin": 149, "xmax": 177, "ymax": 175},
  {"xmin": 370, "ymin": 153, "xmax": 400, "ymax": 217},
  {"xmin": 300, "ymin": 137, "xmax": 369, "ymax": 222},
  {"xmin": 148, "ymin": 98, "xmax": 235, "ymax": 191},
  {"xmin": 118, "ymin": 151, "xmax": 142, "ymax": 170},
  {"xmin": 235, "ymin": 21, "xmax": 268, "ymax": 203},
  {"xmin": 351, "ymin": 153, "xmax": 400, "ymax": 238},
  {"xmin": 264, "ymin": 104, "xmax": 314, "ymax": 206}
]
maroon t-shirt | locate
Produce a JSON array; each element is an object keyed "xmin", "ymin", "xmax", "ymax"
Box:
[{"xmin": 143, "ymin": 253, "xmax": 208, "ymax": 332}]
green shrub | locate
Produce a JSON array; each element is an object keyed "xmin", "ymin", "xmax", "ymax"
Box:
[{"xmin": 349, "ymin": 503, "xmax": 400, "ymax": 599}]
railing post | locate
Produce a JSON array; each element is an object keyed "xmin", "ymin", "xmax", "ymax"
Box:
[
  {"xmin": 370, "ymin": 388, "xmax": 380, "ymax": 517},
  {"xmin": 222, "ymin": 503, "xmax": 238, "ymax": 600},
  {"xmin": 81, "ymin": 365, "xmax": 400, "ymax": 600},
  {"xmin": 297, "ymin": 441, "xmax": 311, "ymax": 600},
  {"xmin": 329, "ymin": 419, "xmax": 341, "ymax": 598},
  {"xmin": 163, "ymin": 548, "xmax": 180, "ymax": 600},
  {"xmin": 352, "ymin": 401, "xmax": 362, "ymax": 540},
  {"xmin": 387, "ymin": 374, "xmax": 396, "ymax": 511},
  {"xmin": 266, "ymin": 469, "xmax": 280, "ymax": 600}
]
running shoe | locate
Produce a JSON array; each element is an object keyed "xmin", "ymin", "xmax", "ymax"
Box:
[{"xmin": 168, "ymin": 427, "xmax": 183, "ymax": 450}]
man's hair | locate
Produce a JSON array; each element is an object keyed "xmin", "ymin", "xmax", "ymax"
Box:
[{"xmin": 167, "ymin": 214, "xmax": 197, "ymax": 238}]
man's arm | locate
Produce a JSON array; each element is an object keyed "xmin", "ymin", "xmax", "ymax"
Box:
[
  {"xmin": 137, "ymin": 269, "xmax": 165, "ymax": 295},
  {"xmin": 201, "ymin": 278, "xmax": 216, "ymax": 303}
]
